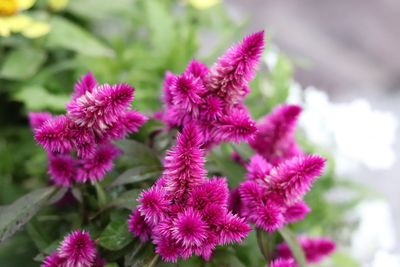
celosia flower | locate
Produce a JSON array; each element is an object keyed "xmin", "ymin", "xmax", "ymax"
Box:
[
  {"xmin": 277, "ymin": 236, "xmax": 336, "ymax": 264},
  {"xmin": 160, "ymin": 31, "xmax": 265, "ymax": 148},
  {"xmin": 270, "ymin": 258, "xmax": 297, "ymax": 267},
  {"xmin": 42, "ymin": 230, "xmax": 103, "ymax": 267},
  {"xmin": 237, "ymin": 154, "xmax": 325, "ymax": 232},
  {"xmin": 128, "ymin": 209, "xmax": 152, "ymax": 242},
  {"xmin": 41, "ymin": 252, "xmax": 64, "ymax": 267},
  {"xmin": 48, "ymin": 154, "xmax": 77, "ymax": 187},
  {"xmin": 33, "ymin": 72, "xmax": 147, "ymax": 185},
  {"xmin": 76, "ymin": 143, "xmax": 121, "ymax": 183},
  {"xmin": 250, "ymin": 104, "xmax": 303, "ymax": 165},
  {"xmin": 28, "ymin": 112, "xmax": 52, "ymax": 131},
  {"xmin": 58, "ymin": 230, "xmax": 97, "ymax": 267},
  {"xmin": 0, "ymin": 0, "xmax": 50, "ymax": 38},
  {"xmin": 129, "ymin": 124, "xmax": 250, "ymax": 262}
]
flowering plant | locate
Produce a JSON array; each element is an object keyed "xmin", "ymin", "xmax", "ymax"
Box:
[{"xmin": 0, "ymin": 1, "xmax": 375, "ymax": 266}]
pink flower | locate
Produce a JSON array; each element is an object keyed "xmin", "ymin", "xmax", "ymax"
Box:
[
  {"xmin": 33, "ymin": 73, "xmax": 147, "ymax": 186},
  {"xmin": 211, "ymin": 107, "xmax": 257, "ymax": 145},
  {"xmin": 268, "ymin": 155, "xmax": 326, "ymax": 204},
  {"xmin": 277, "ymin": 236, "xmax": 336, "ymax": 264},
  {"xmin": 35, "ymin": 115, "xmax": 73, "ymax": 154},
  {"xmin": 138, "ymin": 186, "xmax": 169, "ymax": 225},
  {"xmin": 73, "ymin": 72, "xmax": 97, "ymax": 99},
  {"xmin": 237, "ymin": 154, "xmax": 325, "ymax": 231},
  {"xmin": 246, "ymin": 154, "xmax": 273, "ymax": 181},
  {"xmin": 57, "ymin": 230, "xmax": 97, "ymax": 267},
  {"xmin": 48, "ymin": 154, "xmax": 77, "ymax": 187},
  {"xmin": 172, "ymin": 208, "xmax": 207, "ymax": 247},
  {"xmin": 206, "ymin": 31, "xmax": 265, "ymax": 104},
  {"xmin": 250, "ymin": 104, "xmax": 302, "ymax": 164},
  {"xmin": 163, "ymin": 124, "xmax": 206, "ymax": 201},
  {"xmin": 270, "ymin": 258, "xmax": 297, "ymax": 267},
  {"xmin": 284, "ymin": 201, "xmax": 311, "ymax": 223},
  {"xmin": 131, "ymin": 124, "xmax": 250, "ymax": 261},
  {"xmin": 159, "ymin": 32, "xmax": 264, "ymax": 148},
  {"xmin": 67, "ymin": 83, "xmax": 134, "ymax": 136},
  {"xmin": 28, "ymin": 112, "xmax": 52, "ymax": 131},
  {"xmin": 42, "ymin": 252, "xmax": 64, "ymax": 267},
  {"xmin": 77, "ymin": 143, "xmax": 121, "ymax": 183},
  {"xmin": 128, "ymin": 209, "xmax": 152, "ymax": 242}
]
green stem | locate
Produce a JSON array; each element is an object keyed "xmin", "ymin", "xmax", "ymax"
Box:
[
  {"xmin": 256, "ymin": 228, "xmax": 272, "ymax": 265},
  {"xmin": 147, "ymin": 254, "xmax": 160, "ymax": 267}
]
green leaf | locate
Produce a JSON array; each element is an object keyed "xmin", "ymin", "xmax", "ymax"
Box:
[
  {"xmin": 99, "ymin": 219, "xmax": 133, "ymax": 251},
  {"xmin": 116, "ymin": 139, "xmax": 162, "ymax": 167},
  {"xmin": 278, "ymin": 227, "xmax": 307, "ymax": 267},
  {"xmin": 145, "ymin": 0, "xmax": 175, "ymax": 57},
  {"xmin": 46, "ymin": 16, "xmax": 114, "ymax": 57},
  {"xmin": 0, "ymin": 47, "xmax": 46, "ymax": 80},
  {"xmin": 109, "ymin": 166, "xmax": 161, "ymax": 188},
  {"xmin": 111, "ymin": 189, "xmax": 141, "ymax": 210},
  {"xmin": 14, "ymin": 86, "xmax": 69, "ymax": 111},
  {"xmin": 0, "ymin": 187, "xmax": 56, "ymax": 243}
]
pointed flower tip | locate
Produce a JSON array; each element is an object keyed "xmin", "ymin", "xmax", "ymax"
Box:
[{"xmin": 58, "ymin": 230, "xmax": 97, "ymax": 267}]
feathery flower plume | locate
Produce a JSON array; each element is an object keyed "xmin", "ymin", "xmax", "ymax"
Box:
[
  {"xmin": 206, "ymin": 31, "xmax": 265, "ymax": 104},
  {"xmin": 268, "ymin": 155, "xmax": 326, "ymax": 203},
  {"xmin": 237, "ymin": 154, "xmax": 325, "ymax": 232},
  {"xmin": 35, "ymin": 115, "xmax": 73, "ymax": 154},
  {"xmin": 42, "ymin": 230, "xmax": 103, "ymax": 267},
  {"xmin": 128, "ymin": 209, "xmax": 152, "ymax": 242},
  {"xmin": 277, "ymin": 236, "xmax": 336, "ymax": 264},
  {"xmin": 284, "ymin": 201, "xmax": 311, "ymax": 223},
  {"xmin": 66, "ymin": 83, "xmax": 134, "ymax": 135},
  {"xmin": 28, "ymin": 112, "xmax": 52, "ymax": 131},
  {"xmin": 77, "ymin": 143, "xmax": 121, "ymax": 183},
  {"xmin": 270, "ymin": 258, "xmax": 297, "ymax": 267},
  {"xmin": 250, "ymin": 104, "xmax": 302, "ymax": 164},
  {"xmin": 48, "ymin": 154, "xmax": 77, "ymax": 187},
  {"xmin": 41, "ymin": 252, "xmax": 64, "ymax": 267},
  {"xmin": 130, "ymin": 124, "xmax": 250, "ymax": 262},
  {"xmin": 32, "ymin": 72, "xmax": 147, "ymax": 186},
  {"xmin": 160, "ymin": 31, "xmax": 265, "ymax": 148},
  {"xmin": 73, "ymin": 72, "xmax": 97, "ymax": 99}
]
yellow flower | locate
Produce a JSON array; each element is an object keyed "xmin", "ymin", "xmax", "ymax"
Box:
[
  {"xmin": 48, "ymin": 0, "xmax": 69, "ymax": 12},
  {"xmin": 0, "ymin": 0, "xmax": 50, "ymax": 38},
  {"xmin": 186, "ymin": 0, "xmax": 221, "ymax": 10}
]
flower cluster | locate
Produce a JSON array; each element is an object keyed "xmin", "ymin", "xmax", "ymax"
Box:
[
  {"xmin": 228, "ymin": 104, "xmax": 325, "ymax": 232},
  {"xmin": 249, "ymin": 104, "xmax": 303, "ymax": 165},
  {"xmin": 236, "ymin": 154, "xmax": 325, "ymax": 232},
  {"xmin": 276, "ymin": 236, "xmax": 336, "ymax": 264},
  {"xmin": 128, "ymin": 124, "xmax": 250, "ymax": 262},
  {"xmin": 30, "ymin": 72, "xmax": 147, "ymax": 186},
  {"xmin": 159, "ymin": 31, "xmax": 265, "ymax": 148},
  {"xmin": 42, "ymin": 230, "xmax": 104, "ymax": 267}
]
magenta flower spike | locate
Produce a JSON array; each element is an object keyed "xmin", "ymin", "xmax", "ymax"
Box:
[
  {"xmin": 42, "ymin": 230, "xmax": 103, "ymax": 267},
  {"xmin": 32, "ymin": 72, "xmax": 147, "ymax": 186},
  {"xmin": 237, "ymin": 153, "xmax": 325, "ymax": 232},
  {"xmin": 129, "ymin": 124, "xmax": 251, "ymax": 262},
  {"xmin": 48, "ymin": 154, "xmax": 78, "ymax": 187},
  {"xmin": 159, "ymin": 31, "xmax": 265, "ymax": 148},
  {"xmin": 277, "ymin": 236, "xmax": 336, "ymax": 264},
  {"xmin": 28, "ymin": 112, "xmax": 53, "ymax": 131},
  {"xmin": 250, "ymin": 104, "xmax": 303, "ymax": 164},
  {"xmin": 206, "ymin": 31, "xmax": 265, "ymax": 104},
  {"xmin": 41, "ymin": 252, "xmax": 64, "ymax": 267},
  {"xmin": 268, "ymin": 155, "xmax": 326, "ymax": 204}
]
